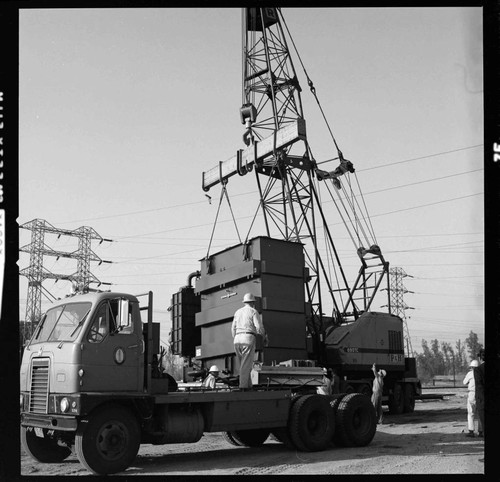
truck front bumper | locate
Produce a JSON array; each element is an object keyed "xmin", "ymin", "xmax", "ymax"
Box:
[{"xmin": 21, "ymin": 412, "xmax": 78, "ymax": 432}]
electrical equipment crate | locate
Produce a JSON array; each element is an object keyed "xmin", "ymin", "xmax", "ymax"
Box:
[{"xmin": 194, "ymin": 236, "xmax": 310, "ymax": 371}]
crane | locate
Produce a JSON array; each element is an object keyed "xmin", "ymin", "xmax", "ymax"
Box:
[{"xmin": 202, "ymin": 7, "xmax": 390, "ymax": 343}]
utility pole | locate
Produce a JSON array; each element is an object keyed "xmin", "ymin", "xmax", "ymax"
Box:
[
  {"xmin": 19, "ymin": 219, "xmax": 112, "ymax": 342},
  {"xmin": 387, "ymin": 267, "xmax": 414, "ymax": 357}
]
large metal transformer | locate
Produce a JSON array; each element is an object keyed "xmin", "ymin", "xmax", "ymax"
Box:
[{"xmin": 192, "ymin": 236, "xmax": 310, "ymax": 374}]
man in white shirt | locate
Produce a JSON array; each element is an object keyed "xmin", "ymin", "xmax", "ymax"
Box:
[
  {"xmin": 231, "ymin": 293, "xmax": 267, "ymax": 390},
  {"xmin": 463, "ymin": 359, "xmax": 481, "ymax": 437}
]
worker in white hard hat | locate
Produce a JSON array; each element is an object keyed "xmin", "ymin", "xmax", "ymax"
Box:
[
  {"xmin": 231, "ymin": 293, "xmax": 268, "ymax": 390},
  {"xmin": 202, "ymin": 365, "xmax": 220, "ymax": 389},
  {"xmin": 371, "ymin": 363, "xmax": 386, "ymax": 424},
  {"xmin": 463, "ymin": 359, "xmax": 482, "ymax": 437}
]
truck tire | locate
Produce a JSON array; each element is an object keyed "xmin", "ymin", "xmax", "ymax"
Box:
[
  {"xmin": 288, "ymin": 394, "xmax": 334, "ymax": 452},
  {"xmin": 230, "ymin": 428, "xmax": 270, "ymax": 447},
  {"xmin": 403, "ymin": 384, "xmax": 415, "ymax": 413},
  {"xmin": 21, "ymin": 426, "xmax": 72, "ymax": 463},
  {"xmin": 223, "ymin": 431, "xmax": 243, "ymax": 446},
  {"xmin": 75, "ymin": 404, "xmax": 140, "ymax": 475},
  {"xmin": 388, "ymin": 383, "xmax": 405, "ymax": 415},
  {"xmin": 333, "ymin": 393, "xmax": 377, "ymax": 447}
]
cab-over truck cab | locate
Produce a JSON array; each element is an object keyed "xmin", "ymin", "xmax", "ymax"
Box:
[{"xmin": 20, "ymin": 292, "xmax": 146, "ymax": 425}]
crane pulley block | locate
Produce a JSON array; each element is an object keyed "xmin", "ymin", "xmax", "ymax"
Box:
[
  {"xmin": 240, "ymin": 103, "xmax": 257, "ymax": 125},
  {"xmin": 246, "ymin": 7, "xmax": 279, "ymax": 32}
]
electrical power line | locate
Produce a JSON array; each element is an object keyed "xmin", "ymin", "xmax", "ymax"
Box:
[
  {"xmin": 47, "ymin": 145, "xmax": 483, "ymax": 226},
  {"xmin": 356, "ymin": 145, "xmax": 483, "ymax": 172},
  {"xmin": 108, "ymin": 191, "xmax": 482, "ymax": 241}
]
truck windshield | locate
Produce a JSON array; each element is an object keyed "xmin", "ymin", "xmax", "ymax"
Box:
[{"xmin": 33, "ymin": 302, "xmax": 92, "ymax": 343}]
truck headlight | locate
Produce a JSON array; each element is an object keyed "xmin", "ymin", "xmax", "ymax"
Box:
[{"xmin": 60, "ymin": 397, "xmax": 70, "ymax": 413}]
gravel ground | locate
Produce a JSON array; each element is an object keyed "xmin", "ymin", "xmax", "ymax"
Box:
[{"xmin": 21, "ymin": 387, "xmax": 485, "ymax": 476}]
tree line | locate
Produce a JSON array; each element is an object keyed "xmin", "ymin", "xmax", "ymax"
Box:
[{"xmin": 415, "ymin": 330, "xmax": 483, "ymax": 383}]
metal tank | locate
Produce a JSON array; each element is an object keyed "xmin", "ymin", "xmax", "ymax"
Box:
[{"xmin": 191, "ymin": 236, "xmax": 309, "ymax": 374}]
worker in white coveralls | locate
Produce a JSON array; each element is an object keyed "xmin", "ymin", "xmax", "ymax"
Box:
[
  {"xmin": 371, "ymin": 363, "xmax": 386, "ymax": 424},
  {"xmin": 317, "ymin": 368, "xmax": 333, "ymax": 396},
  {"xmin": 231, "ymin": 293, "xmax": 268, "ymax": 390},
  {"xmin": 202, "ymin": 365, "xmax": 219, "ymax": 389},
  {"xmin": 463, "ymin": 359, "xmax": 482, "ymax": 437}
]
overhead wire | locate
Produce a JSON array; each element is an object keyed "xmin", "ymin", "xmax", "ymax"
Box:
[{"xmin": 40, "ymin": 152, "xmax": 483, "ymax": 229}]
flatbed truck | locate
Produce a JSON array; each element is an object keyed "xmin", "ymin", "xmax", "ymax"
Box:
[{"xmin": 20, "ymin": 290, "xmax": 376, "ymax": 475}]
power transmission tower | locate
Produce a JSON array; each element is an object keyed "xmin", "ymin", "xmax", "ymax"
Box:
[
  {"xmin": 19, "ymin": 218, "xmax": 112, "ymax": 341},
  {"xmin": 388, "ymin": 267, "xmax": 414, "ymax": 357}
]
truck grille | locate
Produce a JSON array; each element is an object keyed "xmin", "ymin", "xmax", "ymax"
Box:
[{"xmin": 29, "ymin": 358, "xmax": 50, "ymax": 414}]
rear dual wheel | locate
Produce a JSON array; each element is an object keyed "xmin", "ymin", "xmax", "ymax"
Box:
[
  {"xmin": 288, "ymin": 394, "xmax": 335, "ymax": 452},
  {"xmin": 333, "ymin": 393, "xmax": 377, "ymax": 447}
]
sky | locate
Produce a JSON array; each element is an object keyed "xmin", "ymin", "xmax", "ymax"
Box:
[{"xmin": 18, "ymin": 7, "xmax": 484, "ymax": 354}]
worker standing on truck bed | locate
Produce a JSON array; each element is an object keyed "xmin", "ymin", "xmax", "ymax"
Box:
[
  {"xmin": 371, "ymin": 363, "xmax": 386, "ymax": 424},
  {"xmin": 231, "ymin": 293, "xmax": 267, "ymax": 390}
]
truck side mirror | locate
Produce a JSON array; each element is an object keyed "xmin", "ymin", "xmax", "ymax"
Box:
[{"xmin": 118, "ymin": 299, "xmax": 131, "ymax": 330}]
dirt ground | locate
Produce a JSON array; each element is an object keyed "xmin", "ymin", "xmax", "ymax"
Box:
[{"xmin": 21, "ymin": 387, "xmax": 485, "ymax": 476}]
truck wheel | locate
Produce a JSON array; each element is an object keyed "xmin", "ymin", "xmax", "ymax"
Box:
[
  {"xmin": 75, "ymin": 404, "xmax": 140, "ymax": 475},
  {"xmin": 222, "ymin": 431, "xmax": 243, "ymax": 446},
  {"xmin": 230, "ymin": 429, "xmax": 270, "ymax": 447},
  {"xmin": 288, "ymin": 394, "xmax": 334, "ymax": 452},
  {"xmin": 333, "ymin": 393, "xmax": 377, "ymax": 447},
  {"xmin": 403, "ymin": 384, "xmax": 415, "ymax": 413},
  {"xmin": 21, "ymin": 426, "xmax": 72, "ymax": 463},
  {"xmin": 388, "ymin": 383, "xmax": 405, "ymax": 414}
]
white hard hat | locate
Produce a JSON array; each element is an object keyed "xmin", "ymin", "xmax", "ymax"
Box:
[
  {"xmin": 469, "ymin": 360, "xmax": 479, "ymax": 368},
  {"xmin": 243, "ymin": 293, "xmax": 255, "ymax": 303},
  {"xmin": 209, "ymin": 365, "xmax": 219, "ymax": 373},
  {"xmin": 380, "ymin": 369, "xmax": 386, "ymax": 377}
]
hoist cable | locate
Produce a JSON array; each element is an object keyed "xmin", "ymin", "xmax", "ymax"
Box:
[
  {"xmin": 280, "ymin": 10, "xmax": 380, "ymax": 251},
  {"xmin": 279, "ymin": 11, "xmax": 342, "ymax": 156},
  {"xmin": 335, "ymin": 176, "xmax": 374, "ymax": 248},
  {"xmin": 206, "ymin": 183, "xmax": 241, "ymax": 258},
  {"xmin": 354, "ymin": 172, "xmax": 378, "ymax": 245},
  {"xmin": 342, "ymin": 175, "xmax": 365, "ymax": 246},
  {"xmin": 206, "ymin": 185, "xmax": 226, "ymax": 259},
  {"xmin": 344, "ymin": 175, "xmax": 377, "ymax": 245},
  {"xmin": 323, "ymin": 180, "xmax": 361, "ymax": 249}
]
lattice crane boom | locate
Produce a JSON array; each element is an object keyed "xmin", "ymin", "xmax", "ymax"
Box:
[{"xmin": 202, "ymin": 8, "xmax": 390, "ymax": 331}]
